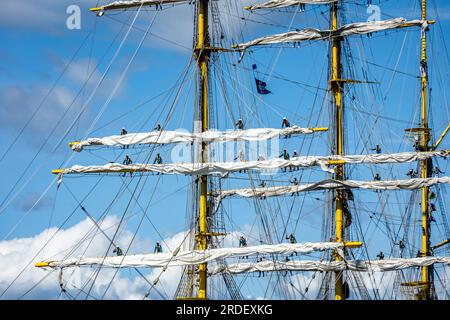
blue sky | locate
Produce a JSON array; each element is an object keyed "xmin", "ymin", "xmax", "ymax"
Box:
[{"xmin": 0, "ymin": 0, "xmax": 450, "ymax": 299}]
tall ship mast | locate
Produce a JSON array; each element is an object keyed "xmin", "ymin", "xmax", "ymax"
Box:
[{"xmin": 1, "ymin": 0, "xmax": 450, "ymax": 300}]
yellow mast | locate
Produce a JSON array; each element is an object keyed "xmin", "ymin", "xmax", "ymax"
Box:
[
  {"xmin": 419, "ymin": 0, "xmax": 432, "ymax": 300},
  {"xmin": 196, "ymin": 0, "xmax": 210, "ymax": 300},
  {"xmin": 330, "ymin": 2, "xmax": 345, "ymax": 300}
]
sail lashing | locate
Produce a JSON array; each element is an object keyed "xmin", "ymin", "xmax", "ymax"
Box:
[
  {"xmin": 52, "ymin": 150, "xmax": 450, "ymax": 176},
  {"xmin": 70, "ymin": 126, "xmax": 327, "ymax": 152},
  {"xmin": 35, "ymin": 242, "xmax": 346, "ymax": 269},
  {"xmin": 245, "ymin": 0, "xmax": 337, "ymax": 11},
  {"xmin": 233, "ymin": 18, "xmax": 429, "ymax": 51},
  {"xmin": 90, "ymin": 0, "xmax": 189, "ymax": 13},
  {"xmin": 214, "ymin": 177, "xmax": 450, "ymax": 202},
  {"xmin": 209, "ymin": 257, "xmax": 450, "ymax": 275}
]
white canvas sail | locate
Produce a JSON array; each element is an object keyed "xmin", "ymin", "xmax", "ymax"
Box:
[
  {"xmin": 234, "ymin": 18, "xmax": 427, "ymax": 50},
  {"xmin": 210, "ymin": 257, "xmax": 450, "ymax": 275},
  {"xmin": 71, "ymin": 126, "xmax": 318, "ymax": 152},
  {"xmin": 36, "ymin": 242, "xmax": 343, "ymax": 269},
  {"xmin": 93, "ymin": 0, "xmax": 189, "ymax": 11},
  {"xmin": 245, "ymin": 0, "xmax": 336, "ymax": 11},
  {"xmin": 215, "ymin": 177, "xmax": 450, "ymax": 202},
  {"xmin": 54, "ymin": 150, "xmax": 449, "ymax": 176}
]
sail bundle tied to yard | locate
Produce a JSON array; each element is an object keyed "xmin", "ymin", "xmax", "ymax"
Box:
[
  {"xmin": 36, "ymin": 242, "xmax": 344, "ymax": 269},
  {"xmin": 91, "ymin": 0, "xmax": 189, "ymax": 12},
  {"xmin": 245, "ymin": 0, "xmax": 337, "ymax": 11},
  {"xmin": 53, "ymin": 150, "xmax": 449, "ymax": 176},
  {"xmin": 70, "ymin": 126, "xmax": 321, "ymax": 152},
  {"xmin": 234, "ymin": 18, "xmax": 429, "ymax": 50},
  {"xmin": 215, "ymin": 177, "xmax": 450, "ymax": 202},
  {"xmin": 209, "ymin": 257, "xmax": 450, "ymax": 275}
]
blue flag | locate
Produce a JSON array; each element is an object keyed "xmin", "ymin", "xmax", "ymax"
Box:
[{"xmin": 255, "ymin": 78, "xmax": 271, "ymax": 94}]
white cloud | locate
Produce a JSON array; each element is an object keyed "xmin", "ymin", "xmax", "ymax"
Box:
[{"xmin": 0, "ymin": 216, "xmax": 185, "ymax": 299}]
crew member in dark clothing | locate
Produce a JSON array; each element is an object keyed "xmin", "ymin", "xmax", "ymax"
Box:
[
  {"xmin": 291, "ymin": 177, "xmax": 299, "ymax": 196},
  {"xmin": 280, "ymin": 149, "xmax": 290, "ymax": 172},
  {"xmin": 122, "ymin": 155, "xmax": 132, "ymax": 176},
  {"xmin": 406, "ymin": 169, "xmax": 418, "ymax": 178},
  {"xmin": 154, "ymin": 242, "xmax": 163, "ymax": 253},
  {"xmin": 370, "ymin": 145, "xmax": 381, "ymax": 154},
  {"xmin": 236, "ymin": 119, "xmax": 244, "ymax": 130},
  {"xmin": 120, "ymin": 128, "xmax": 128, "ymax": 149},
  {"xmin": 239, "ymin": 236, "xmax": 248, "ymax": 259},
  {"xmin": 113, "ymin": 246, "xmax": 123, "ymax": 256},
  {"xmin": 281, "ymin": 117, "xmax": 290, "ymax": 128},
  {"xmin": 154, "ymin": 153, "xmax": 162, "ymax": 164}
]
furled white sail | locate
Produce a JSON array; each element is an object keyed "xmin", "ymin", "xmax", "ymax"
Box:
[
  {"xmin": 215, "ymin": 177, "xmax": 450, "ymax": 202},
  {"xmin": 210, "ymin": 257, "xmax": 450, "ymax": 275},
  {"xmin": 54, "ymin": 150, "xmax": 449, "ymax": 176},
  {"xmin": 234, "ymin": 18, "xmax": 427, "ymax": 50},
  {"xmin": 94, "ymin": 0, "xmax": 188, "ymax": 11},
  {"xmin": 36, "ymin": 242, "xmax": 342, "ymax": 269},
  {"xmin": 71, "ymin": 126, "xmax": 316, "ymax": 152},
  {"xmin": 323, "ymin": 150, "xmax": 448, "ymax": 165},
  {"xmin": 245, "ymin": 0, "xmax": 336, "ymax": 11}
]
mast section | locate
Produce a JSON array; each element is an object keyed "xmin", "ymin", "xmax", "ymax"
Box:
[
  {"xmin": 419, "ymin": 0, "xmax": 432, "ymax": 300},
  {"xmin": 196, "ymin": 0, "xmax": 210, "ymax": 299},
  {"xmin": 330, "ymin": 2, "xmax": 345, "ymax": 300}
]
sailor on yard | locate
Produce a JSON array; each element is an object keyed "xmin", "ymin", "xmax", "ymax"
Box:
[
  {"xmin": 370, "ymin": 145, "xmax": 381, "ymax": 154},
  {"xmin": 154, "ymin": 153, "xmax": 162, "ymax": 164},
  {"xmin": 292, "ymin": 150, "xmax": 299, "ymax": 170},
  {"xmin": 239, "ymin": 236, "xmax": 247, "ymax": 248},
  {"xmin": 154, "ymin": 242, "xmax": 163, "ymax": 253},
  {"xmin": 239, "ymin": 236, "xmax": 248, "ymax": 259},
  {"xmin": 287, "ymin": 233, "xmax": 298, "ymax": 256},
  {"xmin": 113, "ymin": 246, "xmax": 123, "ymax": 256},
  {"xmin": 282, "ymin": 117, "xmax": 291, "ymax": 138},
  {"xmin": 281, "ymin": 117, "xmax": 290, "ymax": 128},
  {"xmin": 120, "ymin": 127, "xmax": 128, "ymax": 149},
  {"xmin": 236, "ymin": 118, "xmax": 244, "ymax": 130},
  {"xmin": 376, "ymin": 251, "xmax": 385, "ymax": 260},
  {"xmin": 259, "ymin": 181, "xmax": 266, "ymax": 199},
  {"xmin": 290, "ymin": 177, "xmax": 299, "ymax": 196},
  {"xmin": 257, "ymin": 257, "xmax": 265, "ymax": 278},
  {"xmin": 280, "ymin": 149, "xmax": 290, "ymax": 172},
  {"xmin": 122, "ymin": 155, "xmax": 132, "ymax": 176},
  {"xmin": 406, "ymin": 169, "xmax": 418, "ymax": 178}
]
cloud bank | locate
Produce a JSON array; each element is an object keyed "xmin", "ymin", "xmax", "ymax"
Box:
[{"xmin": 0, "ymin": 216, "xmax": 185, "ymax": 299}]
